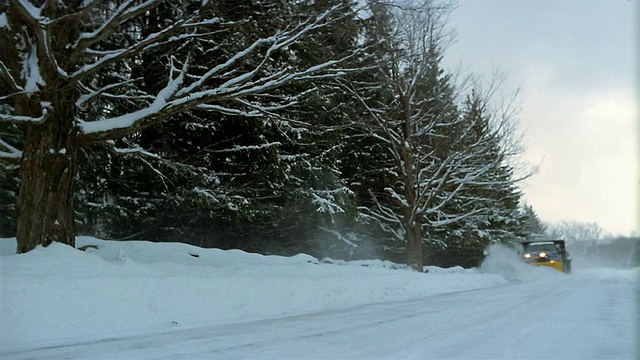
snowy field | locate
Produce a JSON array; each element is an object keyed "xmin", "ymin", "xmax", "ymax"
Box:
[{"xmin": 0, "ymin": 237, "xmax": 637, "ymax": 359}]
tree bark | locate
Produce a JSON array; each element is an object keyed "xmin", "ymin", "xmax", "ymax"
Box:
[
  {"xmin": 16, "ymin": 93, "xmax": 79, "ymax": 253},
  {"xmin": 16, "ymin": 125, "xmax": 78, "ymax": 253},
  {"xmin": 400, "ymin": 132, "xmax": 423, "ymax": 271},
  {"xmin": 406, "ymin": 219, "xmax": 423, "ymax": 271}
]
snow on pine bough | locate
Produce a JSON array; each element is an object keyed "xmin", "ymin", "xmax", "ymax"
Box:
[{"xmin": 521, "ymin": 240, "xmax": 572, "ymax": 274}]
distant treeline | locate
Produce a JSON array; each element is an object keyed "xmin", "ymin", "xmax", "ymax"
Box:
[{"xmin": 569, "ymin": 236, "xmax": 639, "ymax": 269}]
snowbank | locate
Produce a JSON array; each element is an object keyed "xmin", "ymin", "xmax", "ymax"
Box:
[{"xmin": 1, "ymin": 237, "xmax": 512, "ymax": 352}]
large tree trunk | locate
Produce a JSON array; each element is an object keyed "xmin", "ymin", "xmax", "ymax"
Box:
[
  {"xmin": 406, "ymin": 220, "xmax": 423, "ymax": 271},
  {"xmin": 16, "ymin": 94, "xmax": 79, "ymax": 253},
  {"xmin": 16, "ymin": 124, "xmax": 78, "ymax": 253},
  {"xmin": 403, "ymin": 165, "xmax": 423, "ymax": 271},
  {"xmin": 400, "ymin": 134, "xmax": 423, "ymax": 271}
]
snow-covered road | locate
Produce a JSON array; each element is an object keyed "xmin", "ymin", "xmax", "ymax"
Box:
[{"xmin": 4, "ymin": 269, "xmax": 636, "ymax": 360}]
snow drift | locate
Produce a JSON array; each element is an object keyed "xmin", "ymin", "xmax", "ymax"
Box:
[{"xmin": 0, "ymin": 236, "xmax": 508, "ymax": 353}]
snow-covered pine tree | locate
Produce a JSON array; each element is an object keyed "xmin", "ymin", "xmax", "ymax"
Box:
[
  {"xmin": 74, "ymin": 0, "xmax": 367, "ymax": 256},
  {"xmin": 0, "ymin": 67, "xmax": 20, "ymax": 236},
  {"xmin": 521, "ymin": 204, "xmax": 547, "ymax": 238}
]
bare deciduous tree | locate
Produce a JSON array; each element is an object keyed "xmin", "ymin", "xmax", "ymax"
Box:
[{"xmin": 348, "ymin": 1, "xmax": 525, "ymax": 271}]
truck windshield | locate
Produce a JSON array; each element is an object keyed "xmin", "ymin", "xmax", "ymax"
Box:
[{"xmin": 525, "ymin": 243, "xmax": 558, "ymax": 253}]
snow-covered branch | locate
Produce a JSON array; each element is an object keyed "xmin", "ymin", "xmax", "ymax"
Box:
[
  {"xmin": 427, "ymin": 207, "xmax": 485, "ymax": 228},
  {"xmin": 73, "ymin": 0, "xmax": 162, "ymax": 53},
  {"xmin": 25, "ymin": 2, "xmax": 352, "ymax": 143},
  {"xmin": 317, "ymin": 227, "xmax": 359, "ymax": 250},
  {"xmin": 79, "ymin": 55, "xmax": 356, "ymax": 143},
  {"xmin": 76, "ymin": 78, "xmax": 148, "ymax": 109},
  {"xmin": 196, "ymin": 104, "xmax": 262, "ymax": 118},
  {"xmin": 0, "ymin": 101, "xmax": 50, "ymax": 124},
  {"xmin": 0, "ymin": 137, "xmax": 22, "ymax": 162},
  {"xmin": 71, "ymin": 16, "xmax": 192, "ymax": 80},
  {"xmin": 208, "ymin": 142, "xmax": 282, "ymax": 153},
  {"xmin": 106, "ymin": 141, "xmax": 160, "ymax": 159},
  {"xmin": 0, "ymin": 60, "xmax": 24, "ymax": 93}
]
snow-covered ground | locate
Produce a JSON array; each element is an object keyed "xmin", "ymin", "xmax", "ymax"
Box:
[{"xmin": 0, "ymin": 237, "xmax": 637, "ymax": 359}]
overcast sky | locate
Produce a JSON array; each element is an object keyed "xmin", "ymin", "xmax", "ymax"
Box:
[{"xmin": 441, "ymin": 0, "xmax": 638, "ymax": 236}]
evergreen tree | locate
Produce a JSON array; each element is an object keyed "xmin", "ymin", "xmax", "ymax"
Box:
[
  {"xmin": 0, "ymin": 72, "xmax": 20, "ymax": 237},
  {"xmin": 0, "ymin": 122, "xmax": 20, "ymax": 237},
  {"xmin": 521, "ymin": 204, "xmax": 547, "ymax": 238},
  {"xmin": 75, "ymin": 0, "xmax": 366, "ymax": 256}
]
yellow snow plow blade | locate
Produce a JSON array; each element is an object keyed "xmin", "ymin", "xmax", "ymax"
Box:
[{"xmin": 529, "ymin": 260, "xmax": 564, "ymax": 272}]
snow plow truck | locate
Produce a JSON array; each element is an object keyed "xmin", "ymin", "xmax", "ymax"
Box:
[{"xmin": 521, "ymin": 240, "xmax": 571, "ymax": 273}]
